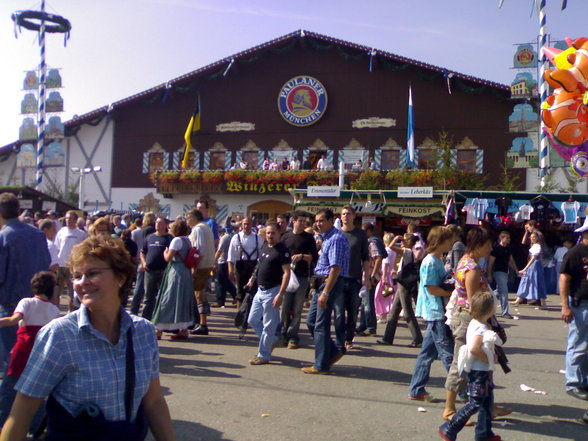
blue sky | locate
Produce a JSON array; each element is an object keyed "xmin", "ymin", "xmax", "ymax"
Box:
[{"xmin": 1, "ymin": 0, "xmax": 587, "ymax": 147}]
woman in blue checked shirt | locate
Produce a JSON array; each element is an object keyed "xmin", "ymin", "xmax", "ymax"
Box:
[{"xmin": 0, "ymin": 236, "xmax": 175, "ymax": 441}]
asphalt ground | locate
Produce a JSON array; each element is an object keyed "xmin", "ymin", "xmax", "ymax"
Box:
[{"xmin": 143, "ymin": 294, "xmax": 588, "ymax": 441}]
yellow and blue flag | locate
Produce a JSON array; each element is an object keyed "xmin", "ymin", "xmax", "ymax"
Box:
[{"xmin": 181, "ymin": 97, "xmax": 200, "ymax": 169}]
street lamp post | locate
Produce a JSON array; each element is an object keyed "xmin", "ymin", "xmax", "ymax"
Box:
[{"xmin": 71, "ymin": 166, "xmax": 101, "ymax": 210}]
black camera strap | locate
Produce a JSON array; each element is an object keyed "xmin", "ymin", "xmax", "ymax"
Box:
[{"xmin": 125, "ymin": 327, "xmax": 135, "ymax": 422}]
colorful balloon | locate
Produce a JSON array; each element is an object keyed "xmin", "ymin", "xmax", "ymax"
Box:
[
  {"xmin": 541, "ymin": 37, "xmax": 588, "ymax": 176},
  {"xmin": 571, "ymin": 151, "xmax": 588, "ymax": 177}
]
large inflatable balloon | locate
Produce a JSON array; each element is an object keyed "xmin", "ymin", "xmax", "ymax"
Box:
[{"xmin": 542, "ymin": 37, "xmax": 588, "ymax": 176}]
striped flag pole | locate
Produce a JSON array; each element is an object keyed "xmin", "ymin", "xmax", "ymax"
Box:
[
  {"xmin": 538, "ymin": 0, "xmax": 549, "ymax": 189},
  {"xmin": 36, "ymin": 0, "xmax": 47, "ymax": 189}
]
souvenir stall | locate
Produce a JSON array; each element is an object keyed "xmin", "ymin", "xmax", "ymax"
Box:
[{"xmin": 454, "ymin": 190, "xmax": 588, "ymax": 293}]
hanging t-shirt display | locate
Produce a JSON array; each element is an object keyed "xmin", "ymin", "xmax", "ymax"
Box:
[
  {"xmin": 518, "ymin": 204, "xmax": 533, "ymax": 221},
  {"xmin": 530, "ymin": 195, "xmax": 551, "ymax": 223},
  {"xmin": 462, "ymin": 205, "xmax": 478, "ymax": 225},
  {"xmin": 471, "ymin": 198, "xmax": 489, "ymax": 220},
  {"xmin": 495, "ymin": 197, "xmax": 513, "ymax": 217},
  {"xmin": 561, "ymin": 200, "xmax": 581, "ymax": 224}
]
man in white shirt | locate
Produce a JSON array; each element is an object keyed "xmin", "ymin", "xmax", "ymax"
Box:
[
  {"xmin": 289, "ymin": 156, "xmax": 300, "ymax": 170},
  {"xmin": 187, "ymin": 208, "xmax": 216, "ymax": 335},
  {"xmin": 317, "ymin": 154, "xmax": 327, "ymax": 171},
  {"xmin": 228, "ymin": 217, "xmax": 262, "ymax": 310},
  {"xmin": 38, "ymin": 219, "xmax": 59, "ymax": 272},
  {"xmin": 54, "ymin": 210, "xmax": 87, "ymax": 311}
]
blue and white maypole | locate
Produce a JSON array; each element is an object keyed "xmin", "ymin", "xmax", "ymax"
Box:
[
  {"xmin": 538, "ymin": 0, "xmax": 549, "ymax": 189},
  {"xmin": 11, "ymin": 4, "xmax": 71, "ymax": 190},
  {"xmin": 36, "ymin": 0, "xmax": 47, "ymax": 189},
  {"xmin": 406, "ymin": 86, "xmax": 416, "ymax": 168}
]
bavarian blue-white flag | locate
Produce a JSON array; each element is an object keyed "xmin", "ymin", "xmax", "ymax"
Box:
[{"xmin": 407, "ymin": 86, "xmax": 416, "ymax": 168}]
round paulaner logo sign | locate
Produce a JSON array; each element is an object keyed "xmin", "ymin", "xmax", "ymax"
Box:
[{"xmin": 278, "ymin": 76, "xmax": 327, "ymax": 127}]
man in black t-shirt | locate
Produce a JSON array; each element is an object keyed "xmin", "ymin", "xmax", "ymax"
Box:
[
  {"xmin": 560, "ymin": 230, "xmax": 588, "ymax": 401},
  {"xmin": 246, "ymin": 222, "xmax": 291, "ymax": 365},
  {"xmin": 488, "ymin": 231, "xmax": 519, "ymax": 319},
  {"xmin": 139, "ymin": 217, "xmax": 171, "ymax": 321},
  {"xmin": 281, "ymin": 211, "xmax": 318, "ymax": 349},
  {"xmin": 337, "ymin": 205, "xmax": 370, "ymax": 351}
]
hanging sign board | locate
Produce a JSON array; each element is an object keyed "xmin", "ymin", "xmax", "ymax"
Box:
[
  {"xmin": 397, "ymin": 187, "xmax": 433, "ymax": 198},
  {"xmin": 307, "ymin": 186, "xmax": 340, "ymax": 197},
  {"xmin": 513, "ymin": 44, "xmax": 538, "ymax": 69},
  {"xmin": 352, "ymin": 117, "xmax": 396, "ymax": 129},
  {"xmin": 385, "ymin": 205, "xmax": 443, "ymax": 218},
  {"xmin": 296, "ymin": 204, "xmax": 343, "ymax": 215},
  {"xmin": 351, "ymin": 201, "xmax": 384, "ymax": 214},
  {"xmin": 20, "ymin": 199, "xmax": 33, "ymax": 209},
  {"xmin": 361, "ymin": 216, "xmax": 376, "ymax": 226},
  {"xmin": 42, "ymin": 201, "xmax": 57, "ymax": 211}
]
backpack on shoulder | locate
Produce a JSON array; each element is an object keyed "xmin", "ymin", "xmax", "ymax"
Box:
[
  {"xmin": 369, "ymin": 236, "xmax": 388, "ymax": 259},
  {"xmin": 179, "ymin": 237, "xmax": 200, "ymax": 268}
]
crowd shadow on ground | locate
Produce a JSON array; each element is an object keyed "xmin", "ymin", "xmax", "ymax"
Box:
[
  {"xmin": 158, "ymin": 346, "xmax": 245, "ymax": 379},
  {"xmin": 505, "ymin": 346, "xmax": 565, "ymax": 356},
  {"xmin": 497, "ymin": 402, "xmax": 588, "ymax": 441},
  {"xmin": 146, "ymin": 420, "xmax": 234, "ymax": 441}
]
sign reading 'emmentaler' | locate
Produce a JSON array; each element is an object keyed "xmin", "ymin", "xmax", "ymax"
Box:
[
  {"xmin": 278, "ymin": 76, "xmax": 328, "ymax": 127},
  {"xmin": 307, "ymin": 186, "xmax": 340, "ymax": 197}
]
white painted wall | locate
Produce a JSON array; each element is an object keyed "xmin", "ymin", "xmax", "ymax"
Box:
[
  {"xmin": 63, "ymin": 118, "xmax": 114, "ymax": 209},
  {"xmin": 110, "ymin": 187, "xmax": 293, "ymax": 219},
  {"xmin": 0, "ymin": 118, "xmax": 114, "ymax": 211},
  {"xmin": 526, "ymin": 167, "xmax": 588, "ymax": 193}
]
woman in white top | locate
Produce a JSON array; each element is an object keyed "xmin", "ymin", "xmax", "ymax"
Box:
[{"xmin": 511, "ymin": 232, "xmax": 547, "ymax": 307}]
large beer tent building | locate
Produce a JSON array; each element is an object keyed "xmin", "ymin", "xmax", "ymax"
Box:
[{"xmin": 0, "ymin": 30, "xmax": 517, "ymax": 222}]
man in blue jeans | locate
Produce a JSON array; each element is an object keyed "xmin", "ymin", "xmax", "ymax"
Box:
[
  {"xmin": 303, "ymin": 209, "xmax": 349, "ymax": 374},
  {"xmin": 246, "ymin": 222, "xmax": 291, "ymax": 365},
  {"xmin": 488, "ymin": 231, "xmax": 518, "ymax": 319},
  {"xmin": 559, "ymin": 230, "xmax": 588, "ymax": 402}
]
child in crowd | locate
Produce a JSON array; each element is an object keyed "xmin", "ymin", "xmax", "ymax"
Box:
[
  {"xmin": 0, "ymin": 271, "xmax": 60, "ymax": 431},
  {"xmin": 438, "ymin": 290, "xmax": 501, "ymax": 441}
]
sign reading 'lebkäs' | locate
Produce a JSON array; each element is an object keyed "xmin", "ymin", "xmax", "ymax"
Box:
[
  {"xmin": 397, "ymin": 186, "xmax": 433, "ymax": 198},
  {"xmin": 278, "ymin": 76, "xmax": 327, "ymax": 127}
]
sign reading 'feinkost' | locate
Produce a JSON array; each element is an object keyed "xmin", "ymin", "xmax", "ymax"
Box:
[{"xmin": 278, "ymin": 76, "xmax": 328, "ymax": 127}]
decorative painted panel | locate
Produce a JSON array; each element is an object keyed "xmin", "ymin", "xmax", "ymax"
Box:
[
  {"xmin": 203, "ymin": 151, "xmax": 210, "ymax": 170},
  {"xmin": 476, "ymin": 149, "xmax": 483, "ymax": 173},
  {"xmin": 373, "ymin": 149, "xmax": 382, "ymax": 170},
  {"xmin": 450, "ymin": 149, "xmax": 458, "ymax": 168}
]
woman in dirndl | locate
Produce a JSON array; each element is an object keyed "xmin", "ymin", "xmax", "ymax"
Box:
[
  {"xmin": 152, "ymin": 219, "xmax": 196, "ymax": 340},
  {"xmin": 374, "ymin": 233, "xmax": 397, "ymax": 323},
  {"xmin": 511, "ymin": 232, "xmax": 547, "ymax": 307}
]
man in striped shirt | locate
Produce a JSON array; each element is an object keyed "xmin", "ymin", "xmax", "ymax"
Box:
[{"xmin": 303, "ymin": 209, "xmax": 349, "ymax": 374}]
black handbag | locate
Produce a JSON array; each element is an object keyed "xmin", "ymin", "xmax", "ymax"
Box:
[
  {"xmin": 234, "ymin": 289, "xmax": 254, "ymax": 329},
  {"xmin": 396, "ymin": 261, "xmax": 419, "ymax": 291},
  {"xmin": 45, "ymin": 327, "xmax": 148, "ymax": 441}
]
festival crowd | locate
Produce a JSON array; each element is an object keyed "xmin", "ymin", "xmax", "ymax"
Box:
[{"xmin": 0, "ymin": 193, "xmax": 586, "ymax": 440}]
